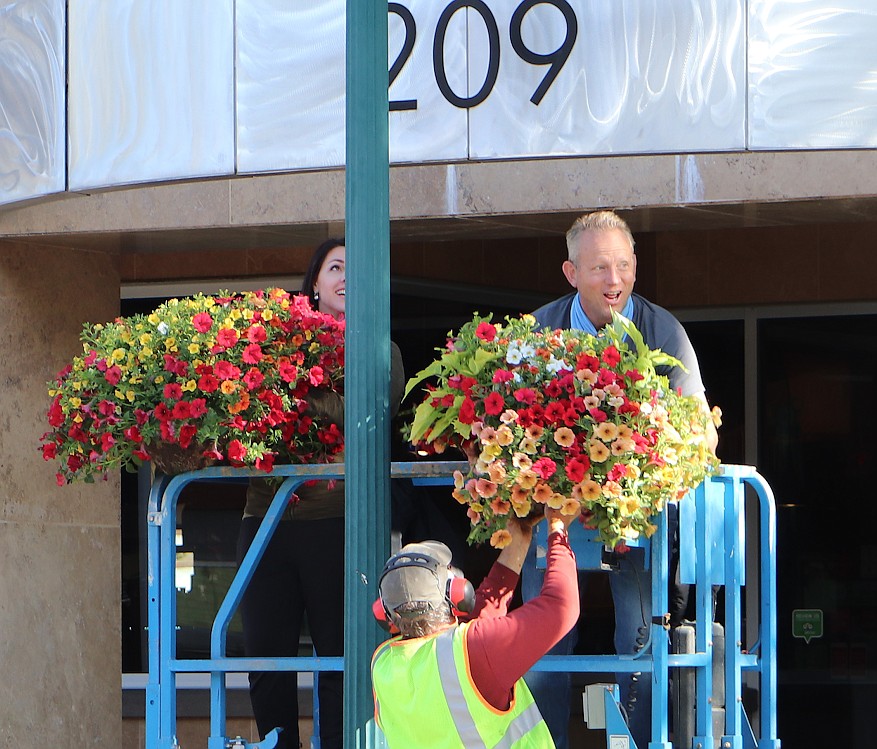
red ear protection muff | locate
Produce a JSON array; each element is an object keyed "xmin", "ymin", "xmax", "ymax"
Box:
[
  {"xmin": 447, "ymin": 572, "xmax": 475, "ymax": 616},
  {"xmin": 372, "ymin": 598, "xmax": 399, "ymax": 634}
]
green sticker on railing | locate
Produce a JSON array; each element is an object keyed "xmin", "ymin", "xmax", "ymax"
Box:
[{"xmin": 792, "ymin": 609, "xmax": 823, "ymax": 643}]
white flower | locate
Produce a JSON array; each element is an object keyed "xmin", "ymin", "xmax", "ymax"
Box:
[
  {"xmin": 157, "ymin": 322, "xmax": 170, "ymax": 335},
  {"xmin": 519, "ymin": 343, "xmax": 536, "ymax": 359},
  {"xmin": 545, "ymin": 356, "xmax": 569, "ymax": 374},
  {"xmin": 506, "ymin": 346, "xmax": 522, "ymax": 365}
]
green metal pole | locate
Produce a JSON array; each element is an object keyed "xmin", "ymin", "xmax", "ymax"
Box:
[{"xmin": 344, "ymin": 1, "xmax": 390, "ymax": 747}]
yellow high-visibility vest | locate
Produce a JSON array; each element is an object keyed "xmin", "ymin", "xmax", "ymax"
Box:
[{"xmin": 372, "ymin": 623, "xmax": 555, "ymax": 749}]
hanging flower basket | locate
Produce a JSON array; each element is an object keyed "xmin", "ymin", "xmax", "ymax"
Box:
[
  {"xmin": 404, "ymin": 312, "xmax": 720, "ymax": 550},
  {"xmin": 40, "ymin": 288, "xmax": 345, "ymax": 483},
  {"xmin": 143, "ymin": 440, "xmax": 220, "ymax": 475}
]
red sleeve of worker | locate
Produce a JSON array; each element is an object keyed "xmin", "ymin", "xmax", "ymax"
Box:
[
  {"xmin": 462, "ymin": 558, "xmax": 520, "ymax": 621},
  {"xmin": 464, "ymin": 530, "xmax": 579, "ymax": 710}
]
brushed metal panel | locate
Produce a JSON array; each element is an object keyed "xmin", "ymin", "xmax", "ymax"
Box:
[
  {"xmin": 67, "ymin": 0, "xmax": 235, "ymax": 191},
  {"xmin": 468, "ymin": 0, "xmax": 746, "ymax": 159},
  {"xmin": 0, "ymin": 0, "xmax": 65, "ymax": 206},
  {"xmin": 749, "ymin": 0, "xmax": 877, "ymax": 149},
  {"xmin": 236, "ymin": 0, "xmax": 468, "ymax": 173},
  {"xmin": 236, "ymin": 1, "xmax": 346, "ymax": 173}
]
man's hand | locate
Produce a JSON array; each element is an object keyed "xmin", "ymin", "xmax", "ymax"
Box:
[{"xmin": 545, "ymin": 504, "xmax": 580, "ymax": 537}]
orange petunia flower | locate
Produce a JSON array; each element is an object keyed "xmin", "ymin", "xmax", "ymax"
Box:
[
  {"xmin": 533, "ymin": 482, "xmax": 553, "ymax": 504},
  {"xmin": 490, "ymin": 497, "xmax": 511, "ymax": 516},
  {"xmin": 589, "ymin": 439, "xmax": 610, "ymax": 463},
  {"xmin": 517, "ymin": 470, "xmax": 538, "ymax": 489},
  {"xmin": 488, "ymin": 461, "xmax": 507, "ymax": 483},
  {"xmin": 525, "ymin": 424, "xmax": 544, "ymax": 441},
  {"xmin": 561, "ymin": 497, "xmax": 580, "ymax": 516},
  {"xmin": 510, "ymin": 484, "xmax": 531, "ymax": 504},
  {"xmin": 512, "ymin": 500, "xmax": 533, "ymax": 518},
  {"xmin": 513, "ymin": 452, "xmax": 533, "ymax": 470},
  {"xmin": 451, "ymin": 488, "xmax": 470, "ymax": 505},
  {"xmin": 553, "ymin": 427, "xmax": 575, "ymax": 447},
  {"xmin": 500, "ymin": 409, "xmax": 519, "ymax": 424},
  {"xmin": 490, "ymin": 529, "xmax": 512, "ymax": 549},
  {"xmin": 595, "ymin": 422, "xmax": 619, "ymax": 441},
  {"xmin": 495, "ymin": 425, "xmax": 515, "ymax": 446},
  {"xmin": 579, "ymin": 480, "xmax": 602, "ymax": 501},
  {"xmin": 547, "ymin": 492, "xmax": 565, "ymax": 510}
]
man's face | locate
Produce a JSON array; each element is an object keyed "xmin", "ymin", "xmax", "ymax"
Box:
[{"xmin": 562, "ymin": 228, "xmax": 637, "ymax": 328}]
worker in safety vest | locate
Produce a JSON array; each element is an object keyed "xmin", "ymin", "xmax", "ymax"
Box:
[{"xmin": 371, "ymin": 504, "xmax": 580, "ymax": 748}]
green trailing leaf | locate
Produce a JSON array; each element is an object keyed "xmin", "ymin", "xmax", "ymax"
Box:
[
  {"xmin": 409, "ymin": 398, "xmax": 442, "ymax": 443},
  {"xmin": 404, "ymin": 360, "xmax": 444, "ymax": 399}
]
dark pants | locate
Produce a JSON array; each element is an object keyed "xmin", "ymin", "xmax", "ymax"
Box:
[{"xmin": 237, "ymin": 516, "xmax": 345, "ymax": 749}]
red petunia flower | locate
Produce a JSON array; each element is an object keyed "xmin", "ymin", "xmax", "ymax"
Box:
[
  {"xmin": 246, "ymin": 325, "xmax": 268, "ymax": 343},
  {"xmin": 601, "ymin": 345, "xmax": 621, "ymax": 367},
  {"xmin": 171, "ymin": 401, "xmax": 192, "ymax": 420},
  {"xmin": 532, "ymin": 457, "xmax": 557, "ymax": 480},
  {"xmin": 163, "ymin": 383, "xmax": 183, "ymax": 401},
  {"xmin": 197, "ymin": 374, "xmax": 220, "ymax": 393},
  {"xmin": 227, "ymin": 439, "xmax": 247, "ymax": 465},
  {"xmin": 513, "ymin": 388, "xmax": 537, "ymax": 405},
  {"xmin": 484, "ymin": 391, "xmax": 505, "ymax": 416},
  {"xmin": 255, "ymin": 453, "xmax": 275, "ymax": 472},
  {"xmin": 458, "ymin": 397, "xmax": 476, "ymax": 424},
  {"xmin": 475, "ymin": 322, "xmax": 497, "ymax": 342},
  {"xmin": 242, "ymin": 343, "xmax": 263, "ymax": 365},
  {"xmin": 243, "ymin": 368, "xmax": 265, "ymax": 391},
  {"xmin": 216, "ymin": 328, "xmax": 239, "ymax": 349},
  {"xmin": 192, "ymin": 312, "xmax": 213, "ymax": 333}
]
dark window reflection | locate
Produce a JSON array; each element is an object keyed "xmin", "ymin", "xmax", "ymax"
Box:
[
  {"xmin": 683, "ymin": 320, "xmax": 745, "ymax": 466},
  {"xmin": 759, "ymin": 315, "xmax": 877, "ymax": 748}
]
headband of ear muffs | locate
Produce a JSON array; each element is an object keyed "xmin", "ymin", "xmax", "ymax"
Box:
[{"xmin": 374, "ymin": 542, "xmax": 475, "ymax": 632}]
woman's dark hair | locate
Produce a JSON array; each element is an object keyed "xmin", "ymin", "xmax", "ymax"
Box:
[{"xmin": 301, "ymin": 237, "xmax": 345, "ymax": 309}]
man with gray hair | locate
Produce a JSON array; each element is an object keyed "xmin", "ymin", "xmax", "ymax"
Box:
[
  {"xmin": 371, "ymin": 506, "xmax": 580, "ymax": 748},
  {"xmin": 524, "ymin": 209, "xmax": 718, "ymax": 748}
]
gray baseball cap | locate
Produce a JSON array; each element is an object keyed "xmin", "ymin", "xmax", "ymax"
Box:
[{"xmin": 378, "ymin": 541, "xmax": 454, "ymax": 614}]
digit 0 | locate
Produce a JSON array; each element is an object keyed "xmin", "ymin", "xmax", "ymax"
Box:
[{"xmin": 433, "ymin": 0, "xmax": 500, "ymax": 109}]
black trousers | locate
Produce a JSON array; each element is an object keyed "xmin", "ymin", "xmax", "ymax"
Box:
[{"xmin": 236, "ymin": 516, "xmax": 345, "ymax": 749}]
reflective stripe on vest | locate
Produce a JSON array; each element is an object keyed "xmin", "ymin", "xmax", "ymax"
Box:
[{"xmin": 435, "ymin": 629, "xmax": 546, "ymax": 749}]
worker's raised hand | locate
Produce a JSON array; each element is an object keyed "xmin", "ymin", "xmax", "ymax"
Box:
[{"xmin": 545, "ymin": 504, "xmax": 580, "ymax": 535}]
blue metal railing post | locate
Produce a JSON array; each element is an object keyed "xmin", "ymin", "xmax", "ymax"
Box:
[
  {"xmin": 722, "ymin": 473, "xmax": 745, "ymax": 748},
  {"xmin": 694, "ymin": 479, "xmax": 716, "ymax": 749},
  {"xmin": 145, "ymin": 473, "xmax": 171, "ymax": 748},
  {"xmin": 649, "ymin": 504, "xmax": 671, "ymax": 749},
  {"xmin": 745, "ymin": 471, "xmax": 781, "ymax": 749}
]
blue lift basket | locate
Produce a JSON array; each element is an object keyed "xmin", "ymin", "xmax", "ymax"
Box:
[{"xmin": 146, "ymin": 462, "xmax": 780, "ymax": 749}]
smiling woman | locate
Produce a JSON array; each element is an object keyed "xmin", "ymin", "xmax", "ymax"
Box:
[{"xmin": 302, "ymin": 238, "xmax": 346, "ymax": 320}]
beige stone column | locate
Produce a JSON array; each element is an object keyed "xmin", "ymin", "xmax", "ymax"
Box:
[{"xmin": 0, "ymin": 240, "xmax": 121, "ymax": 747}]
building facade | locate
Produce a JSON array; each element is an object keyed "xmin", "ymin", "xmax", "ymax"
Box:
[{"xmin": 2, "ymin": 2, "xmax": 877, "ymax": 747}]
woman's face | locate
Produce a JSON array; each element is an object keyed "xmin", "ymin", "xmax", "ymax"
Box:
[{"xmin": 314, "ymin": 245, "xmax": 345, "ymax": 318}]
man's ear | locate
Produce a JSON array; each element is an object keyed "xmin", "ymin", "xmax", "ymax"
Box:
[{"xmin": 561, "ymin": 260, "xmax": 578, "ymax": 289}]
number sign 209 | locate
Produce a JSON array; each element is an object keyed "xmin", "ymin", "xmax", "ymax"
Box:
[{"xmin": 389, "ymin": 0, "xmax": 578, "ymax": 112}]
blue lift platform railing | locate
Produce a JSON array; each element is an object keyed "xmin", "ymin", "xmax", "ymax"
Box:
[{"xmin": 145, "ymin": 462, "xmax": 780, "ymax": 749}]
